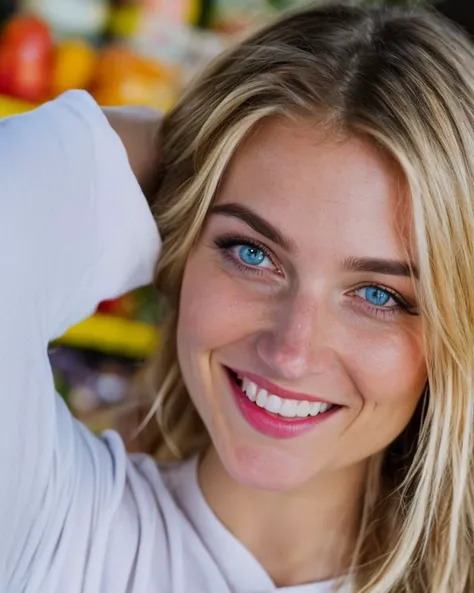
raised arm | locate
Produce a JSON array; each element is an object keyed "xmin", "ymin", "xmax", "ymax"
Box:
[{"xmin": 0, "ymin": 91, "xmax": 160, "ymax": 589}]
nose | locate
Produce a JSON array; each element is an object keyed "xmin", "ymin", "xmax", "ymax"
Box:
[{"xmin": 256, "ymin": 293, "xmax": 337, "ymax": 380}]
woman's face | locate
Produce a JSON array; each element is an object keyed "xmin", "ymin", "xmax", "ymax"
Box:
[{"xmin": 177, "ymin": 118, "xmax": 427, "ymax": 491}]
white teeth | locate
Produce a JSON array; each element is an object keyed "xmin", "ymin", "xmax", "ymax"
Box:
[
  {"xmin": 238, "ymin": 377, "xmax": 334, "ymax": 419},
  {"xmin": 280, "ymin": 399, "xmax": 298, "ymax": 418},
  {"xmin": 244, "ymin": 380, "xmax": 258, "ymax": 402},
  {"xmin": 256, "ymin": 388, "xmax": 268, "ymax": 408},
  {"xmin": 296, "ymin": 400, "xmax": 310, "ymax": 417},
  {"xmin": 265, "ymin": 394, "xmax": 281, "ymax": 414}
]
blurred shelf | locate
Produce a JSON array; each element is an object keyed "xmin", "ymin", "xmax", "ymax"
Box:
[
  {"xmin": 0, "ymin": 95, "xmax": 35, "ymax": 116},
  {"xmin": 54, "ymin": 314, "xmax": 159, "ymax": 359}
]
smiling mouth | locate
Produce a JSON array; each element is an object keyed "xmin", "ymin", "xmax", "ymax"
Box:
[{"xmin": 227, "ymin": 367, "xmax": 341, "ymax": 421}]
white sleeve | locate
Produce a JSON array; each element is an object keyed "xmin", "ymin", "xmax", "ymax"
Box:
[{"xmin": 0, "ymin": 91, "xmax": 160, "ymax": 588}]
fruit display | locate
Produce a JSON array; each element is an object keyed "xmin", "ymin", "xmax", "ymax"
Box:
[{"xmin": 0, "ymin": 7, "xmax": 193, "ymax": 109}]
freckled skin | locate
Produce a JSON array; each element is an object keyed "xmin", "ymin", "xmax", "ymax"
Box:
[{"xmin": 177, "ymin": 119, "xmax": 427, "ymax": 492}]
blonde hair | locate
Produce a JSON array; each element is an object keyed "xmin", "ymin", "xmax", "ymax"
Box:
[{"xmin": 134, "ymin": 4, "xmax": 474, "ymax": 591}]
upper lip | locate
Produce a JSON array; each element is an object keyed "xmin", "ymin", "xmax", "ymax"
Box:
[{"xmin": 228, "ymin": 366, "xmax": 338, "ymax": 405}]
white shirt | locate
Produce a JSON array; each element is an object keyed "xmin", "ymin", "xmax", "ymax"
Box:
[{"xmin": 0, "ymin": 91, "xmax": 351, "ymax": 593}]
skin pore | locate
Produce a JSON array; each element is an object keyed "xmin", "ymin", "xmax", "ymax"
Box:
[{"xmin": 176, "ymin": 119, "xmax": 427, "ymax": 586}]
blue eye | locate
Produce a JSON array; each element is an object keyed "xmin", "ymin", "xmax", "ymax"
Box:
[
  {"xmin": 238, "ymin": 245, "xmax": 266, "ymax": 267},
  {"xmin": 361, "ymin": 286, "xmax": 394, "ymax": 307},
  {"xmin": 215, "ymin": 235, "xmax": 279, "ymax": 275}
]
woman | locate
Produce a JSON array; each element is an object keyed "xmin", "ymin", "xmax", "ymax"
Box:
[{"xmin": 1, "ymin": 3, "xmax": 473, "ymax": 592}]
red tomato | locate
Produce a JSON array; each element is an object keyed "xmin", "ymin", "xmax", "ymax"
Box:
[
  {"xmin": 0, "ymin": 15, "xmax": 53, "ymax": 102},
  {"xmin": 97, "ymin": 294, "xmax": 138, "ymax": 318}
]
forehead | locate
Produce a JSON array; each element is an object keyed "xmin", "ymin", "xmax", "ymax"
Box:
[{"xmin": 216, "ymin": 118, "xmax": 414, "ymax": 263}]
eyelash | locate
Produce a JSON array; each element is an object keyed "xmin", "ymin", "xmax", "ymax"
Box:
[
  {"xmin": 214, "ymin": 235, "xmax": 280, "ymax": 276},
  {"xmin": 352, "ymin": 285, "xmax": 416, "ymax": 319},
  {"xmin": 213, "ymin": 235, "xmax": 417, "ymax": 319}
]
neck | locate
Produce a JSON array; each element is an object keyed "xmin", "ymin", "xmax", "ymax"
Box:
[{"xmin": 199, "ymin": 447, "xmax": 368, "ymax": 588}]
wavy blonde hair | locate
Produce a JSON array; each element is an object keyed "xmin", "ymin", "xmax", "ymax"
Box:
[{"xmin": 133, "ymin": 3, "xmax": 474, "ymax": 591}]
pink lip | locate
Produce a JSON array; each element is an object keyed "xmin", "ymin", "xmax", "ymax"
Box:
[
  {"xmin": 230, "ymin": 367, "xmax": 335, "ymax": 405},
  {"xmin": 226, "ymin": 368, "xmax": 340, "ymax": 440}
]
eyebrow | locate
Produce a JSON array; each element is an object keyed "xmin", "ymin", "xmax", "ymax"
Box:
[
  {"xmin": 210, "ymin": 202, "xmax": 296, "ymax": 252},
  {"xmin": 343, "ymin": 256, "xmax": 419, "ymax": 280},
  {"xmin": 210, "ymin": 202, "xmax": 419, "ymax": 280}
]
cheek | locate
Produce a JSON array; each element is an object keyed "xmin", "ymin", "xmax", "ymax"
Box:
[
  {"xmin": 353, "ymin": 324, "xmax": 426, "ymax": 404},
  {"xmin": 324, "ymin": 323, "xmax": 427, "ymax": 469},
  {"xmin": 344, "ymin": 323, "xmax": 427, "ymax": 450},
  {"xmin": 177, "ymin": 251, "xmax": 264, "ymax": 352}
]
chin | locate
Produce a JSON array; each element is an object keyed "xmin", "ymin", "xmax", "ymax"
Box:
[{"xmin": 217, "ymin": 437, "xmax": 317, "ymax": 492}]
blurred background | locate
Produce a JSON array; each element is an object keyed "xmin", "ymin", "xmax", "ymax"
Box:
[{"xmin": 0, "ymin": 0, "xmax": 470, "ymax": 450}]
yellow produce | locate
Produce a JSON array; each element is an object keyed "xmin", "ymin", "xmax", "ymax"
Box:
[
  {"xmin": 91, "ymin": 47, "xmax": 178, "ymax": 111},
  {"xmin": 51, "ymin": 39, "xmax": 96, "ymax": 96},
  {"xmin": 0, "ymin": 95, "xmax": 34, "ymax": 116}
]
